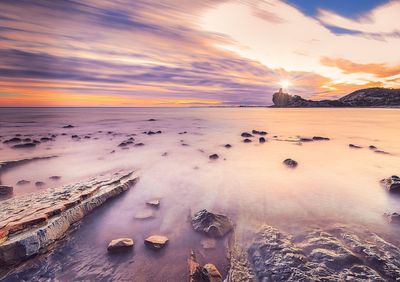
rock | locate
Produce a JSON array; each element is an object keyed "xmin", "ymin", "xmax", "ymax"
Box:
[
  {"xmin": 369, "ymin": 145, "xmax": 377, "ymax": 150},
  {"xmin": 283, "ymin": 158, "xmax": 298, "ymax": 168},
  {"xmin": 16, "ymin": 180, "xmax": 30, "ymax": 185},
  {"xmin": 162, "ymin": 152, "xmax": 168, "ymax": 157},
  {"xmin": 49, "ymin": 176, "xmax": 61, "ymax": 180},
  {"xmin": 146, "ymin": 200, "xmax": 160, "ymax": 208},
  {"xmin": 179, "ymin": 131, "xmax": 187, "ymax": 134},
  {"xmin": 147, "ymin": 119, "xmax": 156, "ymax": 121},
  {"xmin": 188, "ymin": 251, "xmax": 223, "ymax": 282},
  {"xmin": 241, "ymin": 132, "xmax": 253, "ymax": 138},
  {"xmin": 144, "ymin": 235, "xmax": 169, "ymax": 249},
  {"xmin": 134, "ymin": 143, "xmax": 144, "ymax": 147},
  {"xmin": 107, "ymin": 238, "xmax": 134, "ymax": 252},
  {"xmin": 40, "ymin": 137, "xmax": 51, "ymax": 142},
  {"xmin": 312, "ymin": 136, "xmax": 330, "ymax": 141},
  {"xmin": 252, "ymin": 130, "xmax": 267, "ymax": 135},
  {"xmin": 35, "ymin": 181, "xmax": 45, "ymax": 187},
  {"xmin": 156, "ymin": 131, "xmax": 162, "ymax": 134},
  {"xmin": 224, "ymin": 144, "xmax": 232, "ymax": 148},
  {"xmin": 147, "ymin": 131, "xmax": 156, "ymax": 135},
  {"xmin": 12, "ymin": 143, "xmax": 36, "ymax": 149},
  {"xmin": 3, "ymin": 137, "xmax": 22, "ymax": 144},
  {"xmin": 203, "ymin": 264, "xmax": 222, "ymax": 282},
  {"xmin": 299, "ymin": 137, "xmax": 313, "ymax": 142},
  {"xmin": 71, "ymin": 135, "xmax": 79, "ymax": 139},
  {"xmin": 380, "ymin": 175, "xmax": 400, "ymax": 192},
  {"xmin": 201, "ymin": 238, "xmax": 217, "ymax": 249},
  {"xmin": 349, "ymin": 144, "xmax": 362, "ymax": 149},
  {"xmin": 192, "ymin": 209, "xmax": 233, "ymax": 238},
  {"xmin": 259, "ymin": 137, "xmax": 266, "ymax": 143},
  {"xmin": 209, "ymin": 154, "xmax": 219, "ymax": 160},
  {"xmin": 23, "ymin": 138, "xmax": 32, "ymax": 142},
  {"xmin": 134, "ymin": 209, "xmax": 155, "ymax": 220},
  {"xmin": 62, "ymin": 125, "xmax": 74, "ymax": 128},
  {"xmin": 0, "ymin": 185, "xmax": 13, "ymax": 195},
  {"xmin": 375, "ymin": 150, "xmax": 390, "ymax": 155},
  {"xmin": 243, "ymin": 139, "xmax": 252, "ymax": 143}
]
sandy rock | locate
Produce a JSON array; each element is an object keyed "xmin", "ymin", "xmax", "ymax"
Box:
[
  {"xmin": 144, "ymin": 235, "xmax": 169, "ymax": 249},
  {"xmin": 107, "ymin": 238, "xmax": 134, "ymax": 252},
  {"xmin": 192, "ymin": 209, "xmax": 233, "ymax": 238}
]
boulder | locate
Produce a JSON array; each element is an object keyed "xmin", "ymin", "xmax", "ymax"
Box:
[
  {"xmin": 0, "ymin": 185, "xmax": 13, "ymax": 195},
  {"xmin": 188, "ymin": 250, "xmax": 222, "ymax": 282},
  {"xmin": 107, "ymin": 238, "xmax": 134, "ymax": 252},
  {"xmin": 385, "ymin": 212, "xmax": 400, "ymax": 224},
  {"xmin": 192, "ymin": 209, "xmax": 233, "ymax": 238},
  {"xmin": 241, "ymin": 132, "xmax": 253, "ymax": 138},
  {"xmin": 144, "ymin": 235, "xmax": 169, "ymax": 249},
  {"xmin": 209, "ymin": 154, "xmax": 219, "ymax": 160},
  {"xmin": 283, "ymin": 159, "xmax": 298, "ymax": 168},
  {"xmin": 381, "ymin": 176, "xmax": 400, "ymax": 193}
]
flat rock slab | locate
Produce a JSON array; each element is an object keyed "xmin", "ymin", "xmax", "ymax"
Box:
[
  {"xmin": 107, "ymin": 238, "xmax": 134, "ymax": 252},
  {"xmin": 0, "ymin": 170, "xmax": 138, "ymax": 266},
  {"xmin": 145, "ymin": 235, "xmax": 169, "ymax": 249}
]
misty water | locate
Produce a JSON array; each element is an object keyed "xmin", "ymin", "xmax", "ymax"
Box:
[{"xmin": 1, "ymin": 107, "xmax": 400, "ymax": 281}]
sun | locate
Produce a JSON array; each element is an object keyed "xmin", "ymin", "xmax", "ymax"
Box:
[{"xmin": 279, "ymin": 79, "xmax": 292, "ymax": 89}]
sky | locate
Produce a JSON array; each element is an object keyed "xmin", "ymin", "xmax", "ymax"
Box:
[{"xmin": 0, "ymin": 0, "xmax": 399, "ymax": 107}]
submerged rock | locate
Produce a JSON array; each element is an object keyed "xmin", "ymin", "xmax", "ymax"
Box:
[
  {"xmin": 12, "ymin": 143, "xmax": 36, "ymax": 149},
  {"xmin": 201, "ymin": 238, "xmax": 217, "ymax": 250},
  {"xmin": 381, "ymin": 175, "xmax": 400, "ymax": 192},
  {"xmin": 283, "ymin": 158, "xmax": 298, "ymax": 168},
  {"xmin": 243, "ymin": 139, "xmax": 252, "ymax": 143},
  {"xmin": 209, "ymin": 154, "xmax": 219, "ymax": 160},
  {"xmin": 62, "ymin": 125, "xmax": 74, "ymax": 128},
  {"xmin": 35, "ymin": 181, "xmax": 45, "ymax": 187},
  {"xmin": 349, "ymin": 144, "xmax": 362, "ymax": 149},
  {"xmin": 192, "ymin": 209, "xmax": 233, "ymax": 238},
  {"xmin": 49, "ymin": 176, "xmax": 61, "ymax": 180},
  {"xmin": 188, "ymin": 250, "xmax": 223, "ymax": 282},
  {"xmin": 385, "ymin": 212, "xmax": 400, "ymax": 224},
  {"xmin": 134, "ymin": 209, "xmax": 155, "ymax": 220},
  {"xmin": 241, "ymin": 132, "xmax": 253, "ymax": 138},
  {"xmin": 312, "ymin": 136, "xmax": 330, "ymax": 141},
  {"xmin": 16, "ymin": 180, "xmax": 30, "ymax": 185},
  {"xmin": 0, "ymin": 185, "xmax": 13, "ymax": 195},
  {"xmin": 107, "ymin": 238, "xmax": 134, "ymax": 252},
  {"xmin": 145, "ymin": 235, "xmax": 169, "ymax": 249},
  {"xmin": 224, "ymin": 144, "xmax": 232, "ymax": 148},
  {"xmin": 252, "ymin": 130, "xmax": 267, "ymax": 136}
]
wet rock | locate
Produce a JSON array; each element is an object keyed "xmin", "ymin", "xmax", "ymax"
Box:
[
  {"xmin": 380, "ymin": 175, "xmax": 400, "ymax": 192},
  {"xmin": 192, "ymin": 209, "xmax": 233, "ymax": 238},
  {"xmin": 312, "ymin": 136, "xmax": 330, "ymax": 141},
  {"xmin": 32, "ymin": 139, "xmax": 41, "ymax": 144},
  {"xmin": 35, "ymin": 181, "xmax": 45, "ymax": 187},
  {"xmin": 252, "ymin": 130, "xmax": 267, "ymax": 136},
  {"xmin": 283, "ymin": 158, "xmax": 298, "ymax": 168},
  {"xmin": 147, "ymin": 119, "xmax": 156, "ymax": 121},
  {"xmin": 17, "ymin": 180, "xmax": 30, "ymax": 185},
  {"xmin": 107, "ymin": 238, "xmax": 134, "ymax": 252},
  {"xmin": 385, "ymin": 212, "xmax": 400, "ymax": 224},
  {"xmin": 62, "ymin": 125, "xmax": 74, "ymax": 128},
  {"xmin": 375, "ymin": 149, "xmax": 390, "ymax": 155},
  {"xmin": 201, "ymin": 238, "xmax": 217, "ymax": 250},
  {"xmin": 118, "ymin": 141, "xmax": 133, "ymax": 147},
  {"xmin": 134, "ymin": 209, "xmax": 155, "ymax": 220},
  {"xmin": 156, "ymin": 131, "xmax": 162, "ymax": 134},
  {"xmin": 369, "ymin": 145, "xmax": 377, "ymax": 150},
  {"xmin": 12, "ymin": 143, "xmax": 36, "ymax": 149},
  {"xmin": 146, "ymin": 200, "xmax": 160, "ymax": 208},
  {"xmin": 189, "ymin": 251, "xmax": 223, "ymax": 282},
  {"xmin": 224, "ymin": 144, "xmax": 232, "ymax": 148},
  {"xmin": 40, "ymin": 137, "xmax": 52, "ymax": 142},
  {"xmin": 3, "ymin": 137, "xmax": 22, "ymax": 144},
  {"xmin": 241, "ymin": 132, "xmax": 253, "ymax": 138},
  {"xmin": 147, "ymin": 131, "xmax": 156, "ymax": 135},
  {"xmin": 49, "ymin": 176, "xmax": 61, "ymax": 181},
  {"xmin": 23, "ymin": 138, "xmax": 32, "ymax": 142},
  {"xmin": 209, "ymin": 154, "xmax": 219, "ymax": 160},
  {"xmin": 84, "ymin": 136, "xmax": 91, "ymax": 139},
  {"xmin": 179, "ymin": 131, "xmax": 187, "ymax": 134},
  {"xmin": 299, "ymin": 137, "xmax": 313, "ymax": 142},
  {"xmin": 0, "ymin": 185, "xmax": 13, "ymax": 195},
  {"xmin": 134, "ymin": 143, "xmax": 144, "ymax": 147},
  {"xmin": 162, "ymin": 152, "xmax": 168, "ymax": 157},
  {"xmin": 144, "ymin": 235, "xmax": 169, "ymax": 249},
  {"xmin": 349, "ymin": 144, "xmax": 362, "ymax": 149},
  {"xmin": 259, "ymin": 137, "xmax": 266, "ymax": 143},
  {"xmin": 71, "ymin": 135, "xmax": 79, "ymax": 139},
  {"xmin": 243, "ymin": 138, "xmax": 252, "ymax": 143}
]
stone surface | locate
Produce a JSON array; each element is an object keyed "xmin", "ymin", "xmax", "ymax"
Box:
[
  {"xmin": 241, "ymin": 132, "xmax": 253, "ymax": 138},
  {"xmin": 144, "ymin": 235, "xmax": 169, "ymax": 249},
  {"xmin": 243, "ymin": 139, "xmax": 252, "ymax": 143},
  {"xmin": 259, "ymin": 137, "xmax": 266, "ymax": 143},
  {"xmin": 209, "ymin": 154, "xmax": 219, "ymax": 160},
  {"xmin": 0, "ymin": 185, "xmax": 13, "ymax": 196},
  {"xmin": 283, "ymin": 158, "xmax": 298, "ymax": 168},
  {"xmin": 107, "ymin": 238, "xmax": 134, "ymax": 252},
  {"xmin": 192, "ymin": 209, "xmax": 233, "ymax": 238},
  {"xmin": 146, "ymin": 200, "xmax": 160, "ymax": 208},
  {"xmin": 0, "ymin": 170, "xmax": 138, "ymax": 265},
  {"xmin": 381, "ymin": 175, "xmax": 400, "ymax": 192}
]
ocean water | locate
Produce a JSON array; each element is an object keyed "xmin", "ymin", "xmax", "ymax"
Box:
[{"xmin": 1, "ymin": 107, "xmax": 400, "ymax": 281}]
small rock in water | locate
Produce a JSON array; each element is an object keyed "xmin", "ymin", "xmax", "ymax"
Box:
[
  {"xmin": 209, "ymin": 154, "xmax": 219, "ymax": 160},
  {"xmin": 162, "ymin": 152, "xmax": 168, "ymax": 157},
  {"xmin": 259, "ymin": 137, "xmax": 266, "ymax": 143},
  {"xmin": 299, "ymin": 137, "xmax": 313, "ymax": 142},
  {"xmin": 252, "ymin": 130, "xmax": 267, "ymax": 135},
  {"xmin": 380, "ymin": 175, "xmax": 400, "ymax": 193},
  {"xmin": 12, "ymin": 143, "xmax": 36, "ymax": 149},
  {"xmin": 349, "ymin": 144, "xmax": 362, "ymax": 149},
  {"xmin": 369, "ymin": 145, "xmax": 377, "ymax": 150},
  {"xmin": 243, "ymin": 138, "xmax": 252, "ymax": 143},
  {"xmin": 134, "ymin": 143, "xmax": 144, "ymax": 147},
  {"xmin": 224, "ymin": 144, "xmax": 232, "ymax": 148},
  {"xmin": 40, "ymin": 137, "xmax": 52, "ymax": 142},
  {"xmin": 192, "ymin": 209, "xmax": 233, "ymax": 238},
  {"xmin": 134, "ymin": 209, "xmax": 155, "ymax": 220},
  {"xmin": 283, "ymin": 158, "xmax": 298, "ymax": 168},
  {"xmin": 63, "ymin": 125, "xmax": 74, "ymax": 128},
  {"xmin": 144, "ymin": 235, "xmax": 169, "ymax": 249},
  {"xmin": 375, "ymin": 150, "xmax": 390, "ymax": 155},
  {"xmin": 312, "ymin": 136, "xmax": 330, "ymax": 141},
  {"xmin": 201, "ymin": 238, "xmax": 217, "ymax": 249},
  {"xmin": 49, "ymin": 176, "xmax": 61, "ymax": 180},
  {"xmin": 147, "ymin": 119, "xmax": 156, "ymax": 121},
  {"xmin": 35, "ymin": 181, "xmax": 45, "ymax": 187},
  {"xmin": 107, "ymin": 238, "xmax": 134, "ymax": 252},
  {"xmin": 0, "ymin": 185, "xmax": 13, "ymax": 195},
  {"xmin": 146, "ymin": 200, "xmax": 160, "ymax": 208},
  {"xmin": 241, "ymin": 132, "xmax": 253, "ymax": 138},
  {"xmin": 17, "ymin": 180, "xmax": 30, "ymax": 185},
  {"xmin": 3, "ymin": 137, "xmax": 22, "ymax": 144}
]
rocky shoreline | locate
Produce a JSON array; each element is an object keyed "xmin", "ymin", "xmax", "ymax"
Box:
[{"xmin": 0, "ymin": 170, "xmax": 138, "ymax": 269}]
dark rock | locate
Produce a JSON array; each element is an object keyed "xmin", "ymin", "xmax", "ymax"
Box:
[
  {"xmin": 300, "ymin": 137, "xmax": 313, "ymax": 142},
  {"xmin": 375, "ymin": 150, "xmax": 390, "ymax": 155},
  {"xmin": 241, "ymin": 132, "xmax": 253, "ymax": 138},
  {"xmin": 243, "ymin": 139, "xmax": 252, "ymax": 143},
  {"xmin": 283, "ymin": 158, "xmax": 298, "ymax": 168},
  {"xmin": 147, "ymin": 119, "xmax": 157, "ymax": 121},
  {"xmin": 224, "ymin": 144, "xmax": 232, "ymax": 148},
  {"xmin": 0, "ymin": 185, "xmax": 13, "ymax": 195},
  {"xmin": 259, "ymin": 137, "xmax": 266, "ymax": 143},
  {"xmin": 349, "ymin": 144, "xmax": 362, "ymax": 149},
  {"xmin": 312, "ymin": 136, "xmax": 330, "ymax": 141},
  {"xmin": 12, "ymin": 143, "xmax": 36, "ymax": 149},
  {"xmin": 49, "ymin": 176, "xmax": 61, "ymax": 180},
  {"xmin": 71, "ymin": 135, "xmax": 79, "ymax": 139},
  {"xmin": 22, "ymin": 138, "xmax": 32, "ymax": 142},
  {"xmin": 146, "ymin": 200, "xmax": 160, "ymax": 208},
  {"xmin": 385, "ymin": 212, "xmax": 400, "ymax": 224},
  {"xmin": 40, "ymin": 137, "xmax": 51, "ymax": 142},
  {"xmin": 156, "ymin": 130, "xmax": 162, "ymax": 134},
  {"xmin": 84, "ymin": 136, "xmax": 91, "ymax": 139},
  {"xmin": 192, "ymin": 209, "xmax": 233, "ymax": 238},
  {"xmin": 162, "ymin": 152, "xmax": 168, "ymax": 157},
  {"xmin": 16, "ymin": 180, "xmax": 30, "ymax": 185},
  {"xmin": 252, "ymin": 130, "xmax": 267, "ymax": 135},
  {"xmin": 179, "ymin": 131, "xmax": 187, "ymax": 134},
  {"xmin": 32, "ymin": 139, "xmax": 41, "ymax": 144},
  {"xmin": 380, "ymin": 176, "xmax": 400, "ymax": 192},
  {"xmin": 107, "ymin": 238, "xmax": 134, "ymax": 252},
  {"xmin": 369, "ymin": 145, "xmax": 377, "ymax": 150},
  {"xmin": 209, "ymin": 154, "xmax": 219, "ymax": 160},
  {"xmin": 35, "ymin": 181, "xmax": 45, "ymax": 187},
  {"xmin": 147, "ymin": 131, "xmax": 156, "ymax": 135},
  {"xmin": 134, "ymin": 143, "xmax": 144, "ymax": 146},
  {"xmin": 63, "ymin": 125, "xmax": 74, "ymax": 128},
  {"xmin": 3, "ymin": 137, "xmax": 22, "ymax": 144},
  {"xmin": 145, "ymin": 235, "xmax": 169, "ymax": 249}
]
